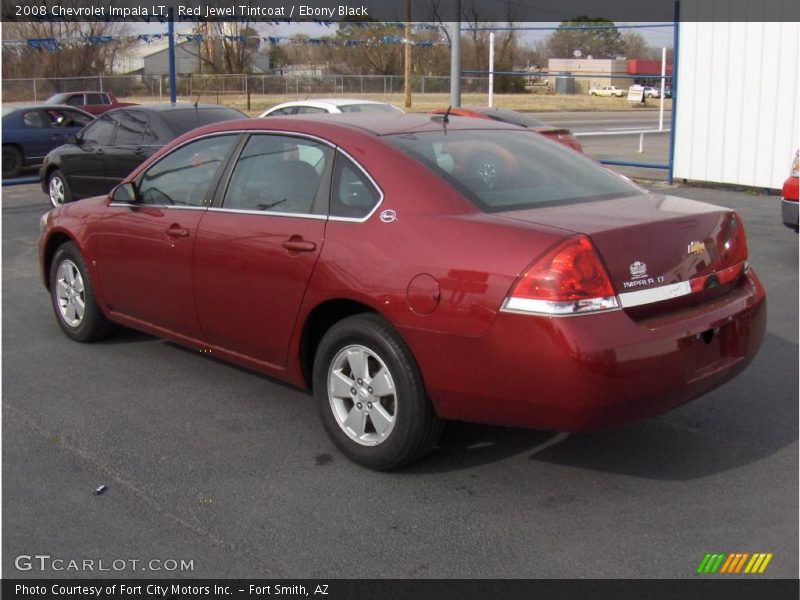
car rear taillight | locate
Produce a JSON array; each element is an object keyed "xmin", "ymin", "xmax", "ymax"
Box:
[
  {"xmin": 502, "ymin": 236, "xmax": 619, "ymax": 316},
  {"xmin": 713, "ymin": 212, "xmax": 749, "ymax": 272}
]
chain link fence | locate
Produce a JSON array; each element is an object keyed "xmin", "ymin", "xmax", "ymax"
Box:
[{"xmin": 1, "ymin": 73, "xmax": 504, "ymax": 104}]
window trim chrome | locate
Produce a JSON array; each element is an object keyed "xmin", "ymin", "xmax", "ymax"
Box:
[
  {"xmin": 110, "ymin": 128, "xmax": 385, "ymax": 223},
  {"xmin": 206, "ymin": 207, "xmax": 328, "ymax": 220}
]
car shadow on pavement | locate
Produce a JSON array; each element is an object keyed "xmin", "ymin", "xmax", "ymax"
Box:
[{"xmin": 409, "ymin": 333, "xmax": 797, "ymax": 479}]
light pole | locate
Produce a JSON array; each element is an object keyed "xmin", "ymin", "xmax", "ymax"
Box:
[{"xmin": 449, "ymin": 0, "xmax": 461, "ymax": 107}]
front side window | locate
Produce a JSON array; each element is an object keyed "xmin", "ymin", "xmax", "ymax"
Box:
[
  {"xmin": 385, "ymin": 129, "xmax": 640, "ymax": 212},
  {"xmin": 338, "ymin": 103, "xmax": 401, "ymax": 114},
  {"xmin": 223, "ymin": 134, "xmax": 331, "ymax": 214},
  {"xmin": 329, "ymin": 153, "xmax": 381, "ymax": 219},
  {"xmin": 65, "ymin": 95, "xmax": 85, "ymax": 107},
  {"xmin": 44, "ymin": 108, "xmax": 92, "ymax": 128},
  {"xmin": 81, "ymin": 115, "xmax": 117, "ymax": 145},
  {"xmin": 266, "ymin": 107, "xmax": 297, "ymax": 116},
  {"xmin": 294, "ymin": 106, "xmax": 327, "ymax": 114},
  {"xmin": 138, "ymin": 135, "xmax": 236, "ymax": 207}
]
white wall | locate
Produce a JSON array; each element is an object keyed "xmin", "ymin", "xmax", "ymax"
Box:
[{"xmin": 673, "ymin": 16, "xmax": 799, "ymax": 189}]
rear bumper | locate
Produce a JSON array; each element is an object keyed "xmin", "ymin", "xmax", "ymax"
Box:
[{"xmin": 408, "ymin": 270, "xmax": 766, "ymax": 431}]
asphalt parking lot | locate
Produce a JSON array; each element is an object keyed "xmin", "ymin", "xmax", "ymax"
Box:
[{"xmin": 2, "ymin": 180, "xmax": 797, "ymax": 578}]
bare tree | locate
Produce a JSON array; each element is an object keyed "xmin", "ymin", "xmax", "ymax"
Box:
[{"xmin": 2, "ymin": 21, "xmax": 135, "ymax": 79}]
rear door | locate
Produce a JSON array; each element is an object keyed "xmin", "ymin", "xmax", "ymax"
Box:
[
  {"xmin": 84, "ymin": 92, "xmax": 110, "ymax": 114},
  {"xmin": 17, "ymin": 109, "xmax": 51, "ymax": 161},
  {"xmin": 103, "ymin": 110, "xmax": 152, "ymax": 185},
  {"xmin": 192, "ymin": 133, "xmax": 333, "ymax": 367}
]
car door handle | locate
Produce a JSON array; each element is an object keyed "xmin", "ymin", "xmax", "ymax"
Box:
[
  {"xmin": 166, "ymin": 224, "xmax": 190, "ymax": 238},
  {"xmin": 134, "ymin": 147, "xmax": 145, "ymax": 155},
  {"xmin": 95, "ymin": 148, "xmax": 104, "ymax": 155},
  {"xmin": 281, "ymin": 237, "xmax": 317, "ymax": 253}
]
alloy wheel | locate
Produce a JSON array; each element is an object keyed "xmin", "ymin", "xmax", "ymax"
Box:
[
  {"xmin": 49, "ymin": 175, "xmax": 66, "ymax": 206},
  {"xmin": 327, "ymin": 344, "xmax": 397, "ymax": 446},
  {"xmin": 55, "ymin": 259, "xmax": 85, "ymax": 327}
]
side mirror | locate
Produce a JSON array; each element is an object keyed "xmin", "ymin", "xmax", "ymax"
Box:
[
  {"xmin": 111, "ymin": 182, "xmax": 138, "ymax": 204},
  {"xmin": 66, "ymin": 134, "xmax": 78, "ymax": 145}
]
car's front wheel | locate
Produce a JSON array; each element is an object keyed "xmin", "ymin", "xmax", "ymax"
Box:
[
  {"xmin": 313, "ymin": 314, "xmax": 442, "ymax": 470},
  {"xmin": 48, "ymin": 169, "xmax": 72, "ymax": 207},
  {"xmin": 50, "ymin": 242, "xmax": 112, "ymax": 342}
]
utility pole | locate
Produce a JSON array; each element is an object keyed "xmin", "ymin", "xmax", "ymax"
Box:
[
  {"xmin": 449, "ymin": 0, "xmax": 461, "ymax": 107},
  {"xmin": 168, "ymin": 7, "xmax": 177, "ymax": 104},
  {"xmin": 404, "ymin": 0, "xmax": 412, "ymax": 108}
]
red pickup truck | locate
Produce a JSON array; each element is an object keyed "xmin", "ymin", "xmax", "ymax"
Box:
[{"xmin": 43, "ymin": 91, "xmax": 136, "ymax": 115}]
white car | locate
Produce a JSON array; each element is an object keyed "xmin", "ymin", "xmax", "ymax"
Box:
[
  {"xmin": 589, "ymin": 86, "xmax": 625, "ymax": 97},
  {"xmin": 259, "ymin": 98, "xmax": 403, "ymax": 117},
  {"xmin": 643, "ymin": 86, "xmax": 661, "ymax": 98}
]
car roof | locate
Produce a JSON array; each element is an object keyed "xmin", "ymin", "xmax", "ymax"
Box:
[
  {"xmin": 107, "ymin": 102, "xmax": 240, "ymax": 113},
  {"xmin": 203, "ymin": 112, "xmax": 524, "ymax": 138},
  {"xmin": 275, "ymin": 98, "xmax": 392, "ymax": 108},
  {"xmin": 2, "ymin": 104, "xmax": 94, "ymax": 116},
  {"xmin": 265, "ymin": 98, "xmax": 396, "ymax": 113}
]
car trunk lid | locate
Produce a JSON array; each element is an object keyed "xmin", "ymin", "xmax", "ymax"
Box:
[{"xmin": 497, "ymin": 194, "xmax": 748, "ymax": 317}]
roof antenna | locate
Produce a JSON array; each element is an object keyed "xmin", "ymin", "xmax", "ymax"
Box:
[{"xmin": 443, "ymin": 105, "xmax": 452, "ymax": 124}]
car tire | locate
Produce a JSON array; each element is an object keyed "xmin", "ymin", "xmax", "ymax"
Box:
[
  {"xmin": 49, "ymin": 241, "xmax": 112, "ymax": 343},
  {"xmin": 48, "ymin": 169, "xmax": 72, "ymax": 207},
  {"xmin": 2, "ymin": 145, "xmax": 23, "ymax": 179},
  {"xmin": 313, "ymin": 313, "xmax": 442, "ymax": 470}
]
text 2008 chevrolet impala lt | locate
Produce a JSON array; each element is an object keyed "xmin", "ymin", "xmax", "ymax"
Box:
[{"xmin": 39, "ymin": 114, "xmax": 766, "ymax": 470}]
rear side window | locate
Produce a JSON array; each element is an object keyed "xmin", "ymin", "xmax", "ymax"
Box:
[
  {"xmin": 164, "ymin": 108, "xmax": 245, "ymax": 136},
  {"xmin": 115, "ymin": 111, "xmax": 149, "ymax": 145},
  {"xmin": 223, "ymin": 134, "xmax": 331, "ymax": 214},
  {"xmin": 384, "ymin": 129, "xmax": 639, "ymax": 212},
  {"xmin": 86, "ymin": 93, "xmax": 107, "ymax": 105},
  {"xmin": 330, "ymin": 153, "xmax": 381, "ymax": 219},
  {"xmin": 138, "ymin": 135, "xmax": 236, "ymax": 207},
  {"xmin": 22, "ymin": 111, "xmax": 45, "ymax": 128},
  {"xmin": 65, "ymin": 95, "xmax": 85, "ymax": 107}
]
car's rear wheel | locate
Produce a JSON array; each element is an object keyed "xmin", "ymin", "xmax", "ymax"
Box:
[
  {"xmin": 50, "ymin": 242, "xmax": 112, "ymax": 342},
  {"xmin": 313, "ymin": 314, "xmax": 442, "ymax": 470},
  {"xmin": 2, "ymin": 145, "xmax": 23, "ymax": 178},
  {"xmin": 48, "ymin": 169, "xmax": 71, "ymax": 207}
]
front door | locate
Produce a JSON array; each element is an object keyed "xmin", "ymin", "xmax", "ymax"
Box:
[
  {"xmin": 66, "ymin": 114, "xmax": 117, "ymax": 198},
  {"xmin": 95, "ymin": 134, "xmax": 239, "ymax": 337},
  {"xmin": 192, "ymin": 133, "xmax": 333, "ymax": 367}
]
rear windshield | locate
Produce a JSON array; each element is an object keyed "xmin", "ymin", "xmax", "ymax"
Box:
[
  {"xmin": 384, "ymin": 129, "xmax": 640, "ymax": 212},
  {"xmin": 338, "ymin": 103, "xmax": 401, "ymax": 113},
  {"xmin": 164, "ymin": 107, "xmax": 245, "ymax": 136}
]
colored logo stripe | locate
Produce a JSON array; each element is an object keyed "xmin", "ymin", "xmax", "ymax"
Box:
[{"xmin": 697, "ymin": 553, "xmax": 773, "ymax": 574}]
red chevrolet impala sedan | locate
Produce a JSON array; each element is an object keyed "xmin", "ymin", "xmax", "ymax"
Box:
[{"xmin": 39, "ymin": 114, "xmax": 766, "ymax": 470}]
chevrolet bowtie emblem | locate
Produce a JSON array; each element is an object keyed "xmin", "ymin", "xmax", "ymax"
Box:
[{"xmin": 687, "ymin": 241, "xmax": 706, "ymax": 255}]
